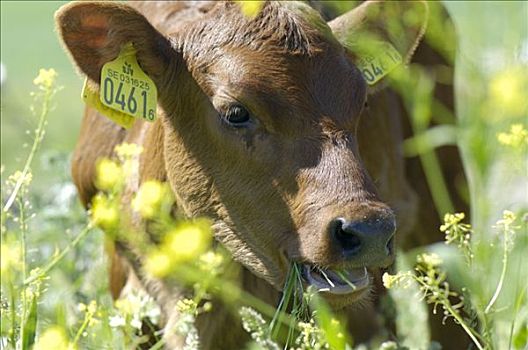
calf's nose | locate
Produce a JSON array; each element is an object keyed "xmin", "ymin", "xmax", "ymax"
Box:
[{"xmin": 330, "ymin": 214, "xmax": 396, "ymax": 267}]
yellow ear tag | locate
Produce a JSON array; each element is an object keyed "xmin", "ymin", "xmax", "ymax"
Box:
[
  {"xmin": 355, "ymin": 41, "xmax": 403, "ymax": 85},
  {"xmin": 100, "ymin": 42, "xmax": 157, "ymax": 122},
  {"xmin": 82, "ymin": 79, "xmax": 135, "ymax": 128}
]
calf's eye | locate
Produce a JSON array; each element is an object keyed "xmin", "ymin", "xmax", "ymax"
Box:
[{"xmin": 223, "ymin": 105, "xmax": 251, "ymax": 127}]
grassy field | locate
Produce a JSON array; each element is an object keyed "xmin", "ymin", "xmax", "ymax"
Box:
[{"xmin": 1, "ymin": 1, "xmax": 527, "ymax": 349}]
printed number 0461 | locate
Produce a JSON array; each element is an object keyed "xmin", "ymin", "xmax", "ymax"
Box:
[{"xmin": 103, "ymin": 77, "xmax": 154, "ymax": 120}]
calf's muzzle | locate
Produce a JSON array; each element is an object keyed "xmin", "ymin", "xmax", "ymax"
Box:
[{"xmin": 330, "ymin": 211, "xmax": 396, "ymax": 267}]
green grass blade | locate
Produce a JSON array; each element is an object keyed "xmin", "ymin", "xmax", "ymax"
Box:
[
  {"xmin": 335, "ymin": 270, "xmax": 357, "ymax": 291},
  {"xmin": 269, "ymin": 265, "xmax": 295, "ymax": 340},
  {"xmin": 21, "ymin": 293, "xmax": 38, "ymax": 350}
]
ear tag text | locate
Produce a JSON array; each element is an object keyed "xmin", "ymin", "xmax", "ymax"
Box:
[
  {"xmin": 355, "ymin": 41, "xmax": 403, "ymax": 85},
  {"xmin": 99, "ymin": 42, "xmax": 157, "ymax": 122}
]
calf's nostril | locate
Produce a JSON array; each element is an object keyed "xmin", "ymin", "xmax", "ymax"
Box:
[
  {"xmin": 332, "ymin": 218, "xmax": 362, "ymax": 255},
  {"xmin": 330, "ymin": 215, "xmax": 396, "ymax": 261}
]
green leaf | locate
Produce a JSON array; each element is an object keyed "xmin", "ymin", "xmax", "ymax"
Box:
[
  {"xmin": 310, "ymin": 294, "xmax": 352, "ymax": 350},
  {"xmin": 21, "ymin": 293, "xmax": 38, "ymax": 350},
  {"xmin": 512, "ymin": 320, "xmax": 527, "ymax": 349}
]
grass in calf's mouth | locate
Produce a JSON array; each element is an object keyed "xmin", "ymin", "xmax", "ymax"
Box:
[
  {"xmin": 267, "ymin": 262, "xmax": 360, "ymax": 347},
  {"xmin": 268, "ymin": 262, "xmax": 309, "ymax": 346},
  {"xmin": 303, "ymin": 264, "xmax": 366, "ymax": 293},
  {"xmin": 335, "ymin": 270, "xmax": 358, "ymax": 291}
]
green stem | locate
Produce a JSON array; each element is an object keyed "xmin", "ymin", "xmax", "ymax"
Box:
[
  {"xmin": 18, "ymin": 198, "xmax": 27, "ymax": 286},
  {"xmin": 23, "ymin": 224, "xmax": 92, "ymax": 286},
  {"xmin": 444, "ymin": 302, "xmax": 485, "ymax": 350},
  {"xmin": 396, "ymin": 68, "xmax": 455, "ymax": 218},
  {"xmin": 509, "ymin": 233, "xmax": 528, "ymax": 347},
  {"xmin": 71, "ymin": 311, "xmax": 91, "ymax": 346},
  {"xmin": 484, "ymin": 236, "xmax": 509, "ymax": 314},
  {"xmin": 9, "ymin": 281, "xmax": 16, "ymax": 347},
  {"xmin": 411, "ymin": 125, "xmax": 455, "ymax": 217},
  {"xmin": 475, "ymin": 305, "xmax": 490, "ymax": 347},
  {"xmin": 414, "ymin": 277, "xmax": 485, "ymax": 350},
  {"xmin": 508, "ymin": 282, "xmax": 527, "ymax": 349},
  {"xmin": 3, "ymin": 87, "xmax": 51, "ymax": 213},
  {"xmin": 17, "ymin": 197, "xmax": 28, "ymax": 350},
  {"xmin": 147, "ymin": 338, "xmax": 165, "ymax": 350}
]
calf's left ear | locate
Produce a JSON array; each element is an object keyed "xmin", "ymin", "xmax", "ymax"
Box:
[
  {"xmin": 55, "ymin": 1, "xmax": 176, "ymax": 86},
  {"xmin": 329, "ymin": 0, "xmax": 428, "ymax": 87}
]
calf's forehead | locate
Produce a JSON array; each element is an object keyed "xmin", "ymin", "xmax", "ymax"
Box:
[
  {"xmin": 161, "ymin": 1, "xmax": 368, "ymax": 135},
  {"xmin": 186, "ymin": 41, "xmax": 366, "ymax": 137}
]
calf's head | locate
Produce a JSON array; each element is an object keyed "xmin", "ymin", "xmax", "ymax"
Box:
[{"xmin": 57, "ymin": 1, "xmax": 426, "ymax": 307}]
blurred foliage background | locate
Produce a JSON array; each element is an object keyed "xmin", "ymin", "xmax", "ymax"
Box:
[{"xmin": 1, "ymin": 1, "xmax": 82, "ymax": 189}]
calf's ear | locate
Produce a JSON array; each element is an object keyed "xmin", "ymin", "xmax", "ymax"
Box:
[
  {"xmin": 55, "ymin": 1, "xmax": 175, "ymax": 86},
  {"xmin": 329, "ymin": 0, "xmax": 428, "ymax": 86}
]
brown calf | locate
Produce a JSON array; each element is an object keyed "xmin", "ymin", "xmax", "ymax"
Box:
[{"xmin": 56, "ymin": 1, "xmax": 461, "ymax": 348}]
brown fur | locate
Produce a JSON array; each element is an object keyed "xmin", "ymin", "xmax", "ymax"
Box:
[{"xmin": 57, "ymin": 1, "xmax": 467, "ymax": 348}]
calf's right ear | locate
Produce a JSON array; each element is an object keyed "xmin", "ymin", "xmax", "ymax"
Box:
[
  {"xmin": 55, "ymin": 1, "xmax": 175, "ymax": 86},
  {"xmin": 329, "ymin": 0, "xmax": 428, "ymax": 89}
]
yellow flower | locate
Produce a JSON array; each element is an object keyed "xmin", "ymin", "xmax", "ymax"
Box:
[
  {"xmin": 0, "ymin": 243, "xmax": 21, "ymax": 276},
  {"xmin": 489, "ymin": 67, "xmax": 528, "ymax": 117},
  {"xmin": 33, "ymin": 68, "xmax": 58, "ymax": 89},
  {"xmin": 382, "ymin": 271, "xmax": 412, "ymax": 289},
  {"xmin": 132, "ymin": 180, "xmax": 165, "ymax": 218},
  {"xmin": 235, "ymin": 1, "xmax": 265, "ymax": 18},
  {"xmin": 90, "ymin": 194, "xmax": 119, "ymax": 230},
  {"xmin": 440, "ymin": 212, "xmax": 466, "ymax": 232},
  {"xmin": 497, "ymin": 124, "xmax": 528, "ymax": 148},
  {"xmin": 496, "ymin": 210, "xmax": 517, "ymax": 227},
  {"xmin": 86, "ymin": 300, "xmax": 97, "ymax": 315},
  {"xmin": 144, "ymin": 250, "xmax": 172, "ymax": 278},
  {"xmin": 164, "ymin": 223, "xmax": 212, "ymax": 262},
  {"xmin": 144, "ymin": 220, "xmax": 213, "ymax": 278},
  {"xmin": 33, "ymin": 326, "xmax": 72, "ymax": 350},
  {"xmin": 143, "ymin": 219, "xmax": 213, "ymax": 277},
  {"xmin": 114, "ymin": 298, "xmax": 133, "ymax": 315},
  {"xmin": 95, "ymin": 158, "xmax": 123, "ymax": 191},
  {"xmin": 176, "ymin": 298, "xmax": 198, "ymax": 314},
  {"xmin": 502, "ymin": 210, "xmax": 516, "ymax": 223},
  {"xmin": 115, "ymin": 142, "xmax": 143, "ymax": 160},
  {"xmin": 494, "ymin": 210, "xmax": 519, "ymax": 251},
  {"xmin": 382, "ymin": 272, "xmax": 398, "ymax": 289},
  {"xmin": 7, "ymin": 170, "xmax": 32, "ymax": 188},
  {"xmin": 112, "ymin": 142, "xmax": 143, "ymax": 180},
  {"xmin": 199, "ymin": 251, "xmax": 224, "ymax": 272},
  {"xmin": 416, "ymin": 252, "xmax": 443, "ymax": 268}
]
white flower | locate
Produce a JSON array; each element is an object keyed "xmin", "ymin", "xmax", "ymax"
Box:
[
  {"xmin": 109, "ymin": 315, "xmax": 126, "ymax": 328},
  {"xmin": 146, "ymin": 306, "xmax": 161, "ymax": 323},
  {"xmin": 130, "ymin": 317, "xmax": 143, "ymax": 330}
]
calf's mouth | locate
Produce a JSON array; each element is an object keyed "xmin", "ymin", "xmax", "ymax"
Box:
[{"xmin": 301, "ymin": 264, "xmax": 369, "ymax": 295}]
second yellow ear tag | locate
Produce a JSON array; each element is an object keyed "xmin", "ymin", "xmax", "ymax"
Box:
[
  {"xmin": 99, "ymin": 42, "xmax": 158, "ymax": 121},
  {"xmin": 355, "ymin": 41, "xmax": 403, "ymax": 85}
]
